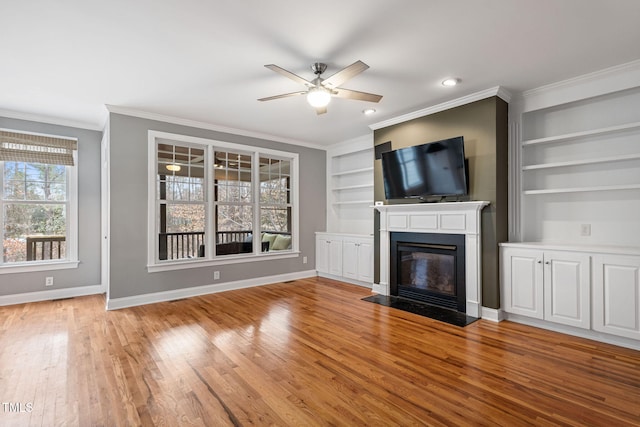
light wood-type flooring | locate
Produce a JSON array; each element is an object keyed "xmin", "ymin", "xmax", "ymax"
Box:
[{"xmin": 1, "ymin": 277, "xmax": 639, "ymax": 426}]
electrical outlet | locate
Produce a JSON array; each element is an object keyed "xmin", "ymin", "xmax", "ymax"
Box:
[
  {"xmin": 213, "ymin": 271, "xmax": 220, "ymax": 280},
  {"xmin": 45, "ymin": 277, "xmax": 54, "ymax": 287},
  {"xmin": 580, "ymin": 224, "xmax": 591, "ymax": 236},
  {"xmin": 303, "ymin": 256, "xmax": 308, "ymax": 264}
]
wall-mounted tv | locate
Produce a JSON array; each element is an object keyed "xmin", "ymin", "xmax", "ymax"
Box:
[{"xmin": 381, "ymin": 136, "xmax": 468, "ymax": 200}]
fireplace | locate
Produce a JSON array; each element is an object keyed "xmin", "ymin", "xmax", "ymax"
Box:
[
  {"xmin": 390, "ymin": 232, "xmax": 466, "ymax": 313},
  {"xmin": 374, "ymin": 201, "xmax": 489, "ymax": 318}
]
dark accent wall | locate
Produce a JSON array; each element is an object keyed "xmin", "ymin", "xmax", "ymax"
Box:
[
  {"xmin": 373, "ymin": 97, "xmax": 508, "ymax": 309},
  {"xmin": 108, "ymin": 113, "xmax": 326, "ymax": 300}
]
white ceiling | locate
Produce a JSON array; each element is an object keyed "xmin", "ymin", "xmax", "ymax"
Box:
[{"xmin": 2, "ymin": 0, "xmax": 640, "ymax": 147}]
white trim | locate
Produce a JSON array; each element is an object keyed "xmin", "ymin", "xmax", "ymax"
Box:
[
  {"xmin": 107, "ymin": 269, "xmax": 316, "ymax": 310},
  {"xmin": 317, "ymin": 271, "xmax": 372, "ymax": 289},
  {"xmin": 0, "ymin": 260, "xmax": 79, "ymax": 274},
  {"xmin": 108, "ymin": 105, "xmax": 326, "ymax": 151},
  {"xmin": 0, "ymin": 108, "xmax": 106, "ymax": 132},
  {"xmin": 0, "ymin": 284, "xmax": 103, "ymax": 307},
  {"xmin": 147, "ymin": 130, "xmax": 300, "ymax": 269},
  {"xmin": 504, "ymin": 312, "xmax": 640, "ymax": 352},
  {"xmin": 480, "ymin": 306, "xmax": 504, "ymax": 322},
  {"xmin": 517, "ymin": 59, "xmax": 640, "ymax": 112},
  {"xmin": 369, "ymin": 86, "xmax": 511, "ymax": 130},
  {"xmin": 147, "ymin": 251, "xmax": 299, "ymax": 273}
]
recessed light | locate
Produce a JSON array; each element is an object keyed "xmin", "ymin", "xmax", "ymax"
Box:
[
  {"xmin": 363, "ymin": 108, "xmax": 376, "ymax": 115},
  {"xmin": 442, "ymin": 78, "xmax": 461, "ymax": 87}
]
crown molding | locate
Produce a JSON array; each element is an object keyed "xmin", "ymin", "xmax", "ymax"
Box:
[
  {"xmin": 0, "ymin": 108, "xmax": 106, "ymax": 132},
  {"xmin": 517, "ymin": 59, "xmax": 640, "ymax": 112},
  {"xmin": 369, "ymin": 86, "xmax": 511, "ymax": 131},
  {"xmin": 106, "ymin": 105, "xmax": 327, "ymax": 151}
]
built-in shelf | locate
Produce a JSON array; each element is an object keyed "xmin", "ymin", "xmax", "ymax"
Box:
[
  {"xmin": 524, "ymin": 183, "xmax": 640, "ymax": 195},
  {"xmin": 522, "ymin": 153, "xmax": 640, "ymax": 170},
  {"xmin": 332, "ymin": 200, "xmax": 373, "ymax": 206},
  {"xmin": 328, "ymin": 141, "xmax": 375, "ymax": 234},
  {"xmin": 522, "ymin": 121, "xmax": 640, "ymax": 146},
  {"xmin": 332, "ymin": 184, "xmax": 374, "ymax": 191},
  {"xmin": 331, "ymin": 166, "xmax": 374, "ymax": 177}
]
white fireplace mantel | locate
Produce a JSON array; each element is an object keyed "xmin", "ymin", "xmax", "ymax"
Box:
[{"xmin": 374, "ymin": 201, "xmax": 490, "ymax": 318}]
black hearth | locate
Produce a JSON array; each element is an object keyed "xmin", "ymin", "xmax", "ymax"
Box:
[{"xmin": 390, "ymin": 232, "xmax": 466, "ymax": 313}]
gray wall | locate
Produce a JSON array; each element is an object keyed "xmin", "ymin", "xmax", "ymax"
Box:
[
  {"xmin": 373, "ymin": 97, "xmax": 508, "ymax": 309},
  {"xmin": 108, "ymin": 113, "xmax": 326, "ymax": 300},
  {"xmin": 0, "ymin": 116, "xmax": 102, "ymax": 296}
]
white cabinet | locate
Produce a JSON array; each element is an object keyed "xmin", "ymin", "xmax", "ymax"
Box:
[
  {"xmin": 502, "ymin": 248, "xmax": 544, "ymax": 319},
  {"xmin": 316, "ymin": 234, "xmax": 343, "ymax": 277},
  {"xmin": 502, "ymin": 246, "xmax": 590, "ymax": 329},
  {"xmin": 343, "ymin": 237, "xmax": 373, "ymax": 282},
  {"xmin": 593, "ymin": 255, "xmax": 640, "ymax": 340},
  {"xmin": 316, "ymin": 233, "xmax": 373, "ymax": 286}
]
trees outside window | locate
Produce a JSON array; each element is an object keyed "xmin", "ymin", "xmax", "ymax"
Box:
[
  {"xmin": 150, "ymin": 131, "xmax": 297, "ymax": 266},
  {"xmin": 0, "ymin": 130, "xmax": 76, "ymax": 267}
]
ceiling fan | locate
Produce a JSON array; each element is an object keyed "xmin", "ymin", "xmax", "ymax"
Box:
[{"xmin": 258, "ymin": 60, "xmax": 382, "ymax": 115}]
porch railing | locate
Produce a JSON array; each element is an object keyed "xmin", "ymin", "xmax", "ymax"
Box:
[
  {"xmin": 26, "ymin": 236, "xmax": 66, "ymax": 261},
  {"xmin": 158, "ymin": 230, "xmax": 266, "ymax": 260}
]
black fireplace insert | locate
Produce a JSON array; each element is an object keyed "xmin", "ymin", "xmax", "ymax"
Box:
[{"xmin": 390, "ymin": 232, "xmax": 466, "ymax": 312}]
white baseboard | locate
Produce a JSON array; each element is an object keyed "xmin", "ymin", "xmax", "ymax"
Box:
[
  {"xmin": 0, "ymin": 284, "xmax": 104, "ymax": 307},
  {"xmin": 317, "ymin": 272, "xmax": 372, "ymax": 289},
  {"xmin": 106, "ymin": 269, "xmax": 317, "ymax": 310},
  {"xmin": 504, "ymin": 313, "xmax": 640, "ymax": 351},
  {"xmin": 481, "ymin": 307, "xmax": 505, "ymax": 322}
]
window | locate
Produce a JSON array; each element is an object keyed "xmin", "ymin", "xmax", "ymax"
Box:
[
  {"xmin": 148, "ymin": 131, "xmax": 298, "ymax": 269},
  {"xmin": 0, "ymin": 129, "xmax": 78, "ymax": 271}
]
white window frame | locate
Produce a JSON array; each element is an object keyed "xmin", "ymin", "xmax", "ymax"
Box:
[
  {"xmin": 0, "ymin": 129, "xmax": 79, "ymax": 274},
  {"xmin": 147, "ymin": 130, "xmax": 299, "ymax": 272}
]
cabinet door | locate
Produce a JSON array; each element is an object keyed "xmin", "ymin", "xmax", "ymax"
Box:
[
  {"xmin": 342, "ymin": 240, "xmax": 358, "ymax": 280},
  {"xmin": 328, "ymin": 240, "xmax": 343, "ymax": 277},
  {"xmin": 356, "ymin": 239, "xmax": 374, "ymax": 282},
  {"xmin": 543, "ymin": 251, "xmax": 591, "ymax": 329},
  {"xmin": 315, "ymin": 237, "xmax": 329, "ymax": 274},
  {"xmin": 502, "ymin": 248, "xmax": 544, "ymax": 319},
  {"xmin": 593, "ymin": 255, "xmax": 640, "ymax": 340}
]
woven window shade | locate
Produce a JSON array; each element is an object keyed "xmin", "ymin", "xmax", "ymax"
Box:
[{"xmin": 0, "ymin": 130, "xmax": 78, "ymax": 166}]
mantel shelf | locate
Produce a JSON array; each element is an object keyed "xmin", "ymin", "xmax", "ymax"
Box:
[
  {"xmin": 522, "ymin": 121, "xmax": 640, "ymax": 146},
  {"xmin": 522, "ymin": 153, "xmax": 640, "ymax": 170}
]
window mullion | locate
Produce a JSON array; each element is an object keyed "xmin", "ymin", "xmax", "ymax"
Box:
[
  {"xmin": 252, "ymin": 152, "xmax": 260, "ymax": 254},
  {"xmin": 206, "ymin": 145, "xmax": 215, "ymax": 259}
]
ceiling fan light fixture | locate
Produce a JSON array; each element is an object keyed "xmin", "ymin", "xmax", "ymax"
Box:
[{"xmin": 306, "ymin": 87, "xmax": 332, "ymax": 108}]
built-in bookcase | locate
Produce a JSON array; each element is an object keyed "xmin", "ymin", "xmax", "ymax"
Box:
[
  {"xmin": 515, "ymin": 70, "xmax": 640, "ymax": 247},
  {"xmin": 326, "ymin": 135, "xmax": 374, "ymax": 235}
]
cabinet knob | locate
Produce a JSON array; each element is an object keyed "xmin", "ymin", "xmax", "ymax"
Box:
[
  {"xmin": 545, "ymin": 261, "xmax": 550, "ymax": 265},
  {"xmin": 537, "ymin": 260, "xmax": 542, "ymax": 264}
]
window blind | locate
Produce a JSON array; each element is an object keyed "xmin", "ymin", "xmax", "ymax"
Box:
[{"xmin": 0, "ymin": 130, "xmax": 77, "ymax": 166}]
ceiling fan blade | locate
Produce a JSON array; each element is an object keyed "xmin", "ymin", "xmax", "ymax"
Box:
[
  {"xmin": 258, "ymin": 91, "xmax": 307, "ymax": 102},
  {"xmin": 315, "ymin": 106, "xmax": 327, "ymax": 115},
  {"xmin": 321, "ymin": 60, "xmax": 369, "ymax": 89},
  {"xmin": 333, "ymin": 88, "xmax": 382, "ymax": 103},
  {"xmin": 264, "ymin": 64, "xmax": 314, "ymax": 88}
]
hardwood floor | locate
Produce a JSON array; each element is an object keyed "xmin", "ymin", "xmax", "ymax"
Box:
[{"xmin": 1, "ymin": 277, "xmax": 639, "ymax": 426}]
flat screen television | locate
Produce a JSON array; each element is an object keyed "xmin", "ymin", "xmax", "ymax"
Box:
[{"xmin": 381, "ymin": 136, "xmax": 468, "ymax": 200}]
